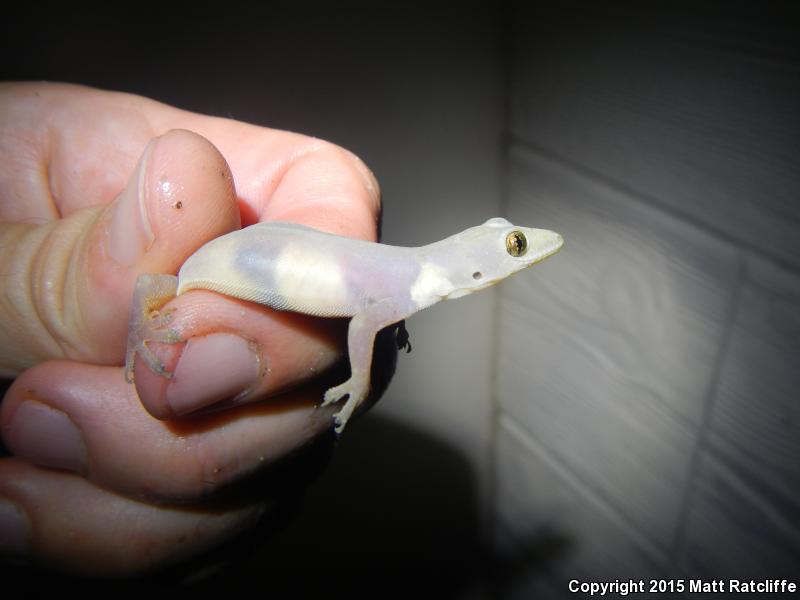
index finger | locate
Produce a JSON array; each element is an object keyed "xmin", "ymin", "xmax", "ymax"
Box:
[
  {"xmin": 166, "ymin": 110, "xmax": 382, "ymax": 239},
  {"xmin": 0, "ymin": 82, "xmax": 381, "ymax": 241}
]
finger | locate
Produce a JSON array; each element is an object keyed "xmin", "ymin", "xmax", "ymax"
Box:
[
  {"xmin": 0, "ymin": 82, "xmax": 381, "ymax": 242},
  {"xmin": 0, "ymin": 128, "xmax": 240, "ymax": 376},
  {"xmin": 1, "ymin": 360, "xmax": 337, "ymax": 501},
  {"xmin": 131, "ymin": 289, "xmax": 350, "ymax": 419},
  {"xmin": 0, "ymin": 458, "xmax": 264, "ymax": 576},
  {"xmin": 188, "ymin": 120, "xmax": 382, "ymax": 239},
  {"xmin": 0, "ymin": 82, "xmax": 156, "ymax": 222}
]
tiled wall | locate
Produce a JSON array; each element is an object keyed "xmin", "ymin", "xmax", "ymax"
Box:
[{"xmin": 494, "ymin": 4, "xmax": 799, "ymax": 595}]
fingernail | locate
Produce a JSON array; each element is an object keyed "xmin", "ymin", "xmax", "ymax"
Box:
[
  {"xmin": 344, "ymin": 149, "xmax": 381, "ymax": 209},
  {"xmin": 109, "ymin": 137, "xmax": 157, "ymax": 266},
  {"xmin": 166, "ymin": 333, "xmax": 261, "ymax": 415},
  {"xmin": 0, "ymin": 499, "xmax": 31, "ymax": 558},
  {"xmin": 6, "ymin": 401, "xmax": 87, "ymax": 473}
]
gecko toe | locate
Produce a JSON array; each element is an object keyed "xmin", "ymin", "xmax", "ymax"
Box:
[
  {"xmin": 321, "ymin": 387, "xmax": 347, "ymax": 407},
  {"xmin": 333, "ymin": 415, "xmax": 343, "ymax": 434}
]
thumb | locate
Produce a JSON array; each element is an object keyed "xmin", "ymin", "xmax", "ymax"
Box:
[{"xmin": 0, "ymin": 129, "xmax": 240, "ymax": 376}]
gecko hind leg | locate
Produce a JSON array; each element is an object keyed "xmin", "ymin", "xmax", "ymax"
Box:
[{"xmin": 124, "ymin": 274, "xmax": 184, "ymax": 383}]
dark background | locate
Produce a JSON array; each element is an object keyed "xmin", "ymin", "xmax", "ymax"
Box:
[{"xmin": 2, "ymin": 2, "xmax": 798, "ymax": 597}]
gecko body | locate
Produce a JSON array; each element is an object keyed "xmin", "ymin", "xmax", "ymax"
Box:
[{"xmin": 125, "ymin": 218, "xmax": 563, "ymax": 432}]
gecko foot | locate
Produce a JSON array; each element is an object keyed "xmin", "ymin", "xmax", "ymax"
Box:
[
  {"xmin": 125, "ymin": 273, "xmax": 184, "ymax": 383},
  {"xmin": 148, "ymin": 306, "xmax": 177, "ymax": 329},
  {"xmin": 332, "ymin": 402, "xmax": 357, "ymax": 435},
  {"xmin": 124, "ymin": 332, "xmax": 183, "ymax": 383},
  {"xmin": 320, "ymin": 381, "xmax": 349, "ymax": 408},
  {"xmin": 321, "ymin": 378, "xmax": 367, "ymax": 434}
]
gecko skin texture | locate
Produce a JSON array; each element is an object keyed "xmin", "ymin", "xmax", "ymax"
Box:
[{"xmin": 125, "ymin": 218, "xmax": 564, "ymax": 433}]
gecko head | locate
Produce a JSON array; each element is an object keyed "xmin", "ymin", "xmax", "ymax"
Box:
[{"xmin": 443, "ymin": 217, "xmax": 564, "ymax": 299}]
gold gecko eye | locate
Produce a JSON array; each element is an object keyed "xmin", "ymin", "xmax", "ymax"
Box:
[{"xmin": 505, "ymin": 231, "xmax": 528, "ymax": 257}]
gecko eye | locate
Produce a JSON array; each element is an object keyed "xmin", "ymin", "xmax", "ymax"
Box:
[
  {"xmin": 473, "ymin": 271, "xmax": 482, "ymax": 280},
  {"xmin": 505, "ymin": 231, "xmax": 528, "ymax": 257}
]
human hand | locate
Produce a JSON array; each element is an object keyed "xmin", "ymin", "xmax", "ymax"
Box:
[{"xmin": 0, "ymin": 82, "xmax": 381, "ymax": 574}]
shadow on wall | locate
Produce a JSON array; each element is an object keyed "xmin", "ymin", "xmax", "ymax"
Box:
[
  {"xmin": 222, "ymin": 415, "xmax": 489, "ymax": 596},
  {"xmin": 212, "ymin": 414, "xmax": 574, "ymax": 598}
]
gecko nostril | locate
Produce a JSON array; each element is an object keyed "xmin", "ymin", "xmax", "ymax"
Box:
[{"xmin": 473, "ymin": 271, "xmax": 482, "ymax": 280}]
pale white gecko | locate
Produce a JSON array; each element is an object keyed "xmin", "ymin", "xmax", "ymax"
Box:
[{"xmin": 125, "ymin": 217, "xmax": 563, "ymax": 433}]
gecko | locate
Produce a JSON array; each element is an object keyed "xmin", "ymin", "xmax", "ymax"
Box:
[{"xmin": 125, "ymin": 217, "xmax": 563, "ymax": 433}]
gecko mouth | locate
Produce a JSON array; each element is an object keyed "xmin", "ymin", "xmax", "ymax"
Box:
[{"xmin": 447, "ymin": 276, "xmax": 505, "ymax": 299}]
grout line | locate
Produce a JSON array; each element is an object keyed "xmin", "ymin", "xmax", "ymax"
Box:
[
  {"xmin": 486, "ymin": 0, "xmax": 518, "ymax": 560},
  {"xmin": 508, "ymin": 137, "xmax": 800, "ymax": 277},
  {"xmin": 667, "ymin": 250, "xmax": 746, "ymax": 570},
  {"xmin": 485, "ymin": 271, "xmax": 503, "ymax": 551},
  {"xmin": 703, "ymin": 448, "xmax": 800, "ymax": 540},
  {"xmin": 486, "ymin": 3, "xmax": 515, "ymax": 564},
  {"xmin": 498, "ymin": 413, "xmax": 669, "ymax": 568}
]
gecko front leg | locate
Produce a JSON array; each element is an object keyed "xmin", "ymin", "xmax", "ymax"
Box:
[
  {"xmin": 321, "ymin": 299, "xmax": 407, "ymax": 434},
  {"xmin": 124, "ymin": 274, "xmax": 183, "ymax": 383}
]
